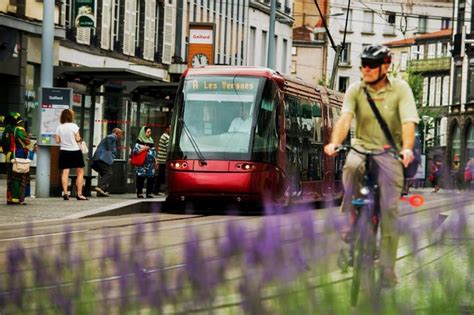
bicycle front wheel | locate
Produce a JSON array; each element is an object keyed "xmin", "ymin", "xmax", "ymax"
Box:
[{"xmin": 350, "ymin": 206, "xmax": 377, "ymax": 307}]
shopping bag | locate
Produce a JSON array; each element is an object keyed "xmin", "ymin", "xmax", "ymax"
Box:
[
  {"xmin": 79, "ymin": 141, "xmax": 89, "ymax": 154},
  {"xmin": 11, "ymin": 158, "xmax": 31, "ymax": 174},
  {"xmin": 131, "ymin": 150, "xmax": 147, "ymax": 166}
]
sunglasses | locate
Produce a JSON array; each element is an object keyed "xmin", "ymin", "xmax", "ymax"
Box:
[{"xmin": 360, "ymin": 60, "xmax": 383, "ymax": 69}]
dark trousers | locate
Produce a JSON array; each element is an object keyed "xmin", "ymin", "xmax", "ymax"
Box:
[
  {"xmin": 153, "ymin": 163, "xmax": 167, "ymax": 193},
  {"xmin": 94, "ymin": 160, "xmax": 113, "ymax": 192},
  {"xmin": 136, "ymin": 175, "xmax": 154, "ymax": 196}
]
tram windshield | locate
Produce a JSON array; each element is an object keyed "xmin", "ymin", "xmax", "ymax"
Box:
[{"xmin": 170, "ymin": 75, "xmax": 267, "ymax": 160}]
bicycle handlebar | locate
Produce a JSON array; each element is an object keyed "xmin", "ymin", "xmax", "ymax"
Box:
[{"xmin": 335, "ymin": 144, "xmax": 401, "ymax": 160}]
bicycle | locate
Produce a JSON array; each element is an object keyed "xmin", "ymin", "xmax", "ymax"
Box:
[{"xmin": 335, "ymin": 145, "xmax": 400, "ymax": 307}]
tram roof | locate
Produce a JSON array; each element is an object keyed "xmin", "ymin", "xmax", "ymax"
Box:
[{"xmin": 184, "ymin": 66, "xmax": 279, "ymax": 79}]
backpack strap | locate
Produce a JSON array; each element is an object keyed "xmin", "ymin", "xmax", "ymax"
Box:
[{"xmin": 363, "ymin": 87, "xmax": 399, "ymax": 151}]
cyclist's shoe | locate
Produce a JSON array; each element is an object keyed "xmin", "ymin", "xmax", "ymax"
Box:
[{"xmin": 380, "ymin": 267, "xmax": 398, "ymax": 288}]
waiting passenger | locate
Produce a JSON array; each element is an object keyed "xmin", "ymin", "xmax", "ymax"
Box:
[{"xmin": 228, "ymin": 103, "xmax": 252, "ymax": 133}]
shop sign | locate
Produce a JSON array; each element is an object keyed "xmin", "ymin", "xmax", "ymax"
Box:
[{"xmin": 75, "ymin": 0, "xmax": 96, "ymax": 28}]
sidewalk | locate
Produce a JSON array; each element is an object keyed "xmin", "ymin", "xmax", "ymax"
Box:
[{"xmin": 0, "ymin": 179, "xmax": 165, "ymax": 224}]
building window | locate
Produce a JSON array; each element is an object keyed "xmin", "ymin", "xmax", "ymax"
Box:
[
  {"xmin": 249, "ymin": 26, "xmax": 256, "ymax": 66},
  {"xmin": 453, "ymin": 65, "xmax": 462, "ymax": 104},
  {"xmin": 458, "ymin": 0, "xmax": 465, "ymax": 34},
  {"xmin": 428, "ymin": 44, "xmax": 436, "ymax": 59},
  {"xmin": 339, "ymin": 43, "xmax": 350, "ymax": 64},
  {"xmin": 363, "ymin": 11, "xmax": 374, "ymax": 33},
  {"xmin": 422, "ymin": 77, "xmax": 428, "ymax": 107},
  {"xmin": 467, "ymin": 125, "xmax": 474, "ymax": 161},
  {"xmin": 291, "ymin": 60, "xmax": 296, "ymax": 74},
  {"xmin": 452, "ymin": 124, "xmax": 461, "ymax": 162},
  {"xmin": 442, "ymin": 75, "xmax": 450, "ymax": 106},
  {"xmin": 441, "ymin": 17, "xmax": 451, "ymax": 30},
  {"xmin": 435, "ymin": 76, "xmax": 442, "ymax": 106},
  {"xmin": 65, "ymin": 0, "xmax": 73, "ymax": 28},
  {"xmin": 467, "ymin": 57, "xmax": 474, "ymax": 103},
  {"xmin": 338, "ymin": 76, "xmax": 349, "ymax": 92},
  {"xmin": 340, "ymin": 8, "xmax": 352, "ymax": 32},
  {"xmin": 282, "ymin": 38, "xmax": 288, "ymax": 72},
  {"xmin": 384, "ymin": 12, "xmax": 396, "ymax": 34},
  {"xmin": 400, "ymin": 52, "xmax": 408, "ymax": 71},
  {"xmin": 429, "ymin": 77, "xmax": 435, "ymax": 107},
  {"xmin": 418, "ymin": 16, "xmax": 427, "ymax": 33},
  {"xmin": 261, "ymin": 30, "xmax": 267, "ymax": 67}
]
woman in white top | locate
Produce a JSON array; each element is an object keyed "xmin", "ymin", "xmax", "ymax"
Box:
[{"xmin": 55, "ymin": 109, "xmax": 88, "ymax": 200}]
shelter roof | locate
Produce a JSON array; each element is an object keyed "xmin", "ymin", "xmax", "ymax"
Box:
[{"xmin": 54, "ymin": 66, "xmax": 164, "ymax": 86}]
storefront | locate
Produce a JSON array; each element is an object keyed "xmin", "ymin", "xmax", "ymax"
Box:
[{"xmin": 53, "ymin": 67, "xmax": 178, "ymax": 193}]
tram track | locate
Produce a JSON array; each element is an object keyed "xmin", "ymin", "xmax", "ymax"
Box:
[
  {"xmin": 0, "ymin": 194, "xmax": 471, "ymax": 271},
  {"xmin": 0, "ymin": 193, "xmax": 472, "ymax": 313}
]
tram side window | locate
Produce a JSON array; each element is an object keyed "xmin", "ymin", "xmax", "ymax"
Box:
[
  {"xmin": 253, "ymin": 81, "xmax": 279, "ymax": 163},
  {"xmin": 307, "ymin": 101, "xmax": 323, "ymax": 181},
  {"xmin": 313, "ymin": 102, "xmax": 323, "ymax": 143},
  {"xmin": 331, "ymin": 107, "xmax": 346, "ymax": 180}
]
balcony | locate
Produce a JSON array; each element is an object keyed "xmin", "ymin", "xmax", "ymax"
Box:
[
  {"xmin": 408, "ymin": 57, "xmax": 451, "ymax": 73},
  {"xmin": 465, "ymin": 102, "xmax": 474, "ymax": 112}
]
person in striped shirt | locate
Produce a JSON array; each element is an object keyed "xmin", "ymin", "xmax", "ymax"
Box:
[{"xmin": 153, "ymin": 124, "xmax": 170, "ymax": 195}]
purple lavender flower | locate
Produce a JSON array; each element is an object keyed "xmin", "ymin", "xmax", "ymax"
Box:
[
  {"xmin": 239, "ymin": 274, "xmax": 267, "ymax": 314},
  {"xmin": 147, "ymin": 252, "xmax": 168, "ymax": 311},
  {"xmin": 62, "ymin": 225, "xmax": 73, "ymax": 262},
  {"xmin": 31, "ymin": 252, "xmax": 48, "ymax": 285},
  {"xmin": 219, "ymin": 220, "xmax": 247, "ymax": 258},
  {"xmin": 182, "ymin": 229, "xmax": 218, "ymax": 304},
  {"xmin": 6, "ymin": 243, "xmax": 26, "ymax": 308},
  {"xmin": 297, "ymin": 209, "xmax": 317, "ymax": 246}
]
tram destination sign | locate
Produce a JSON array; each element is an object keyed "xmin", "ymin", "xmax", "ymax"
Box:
[
  {"xmin": 38, "ymin": 87, "xmax": 72, "ymax": 146},
  {"xmin": 186, "ymin": 77, "xmax": 259, "ymax": 93}
]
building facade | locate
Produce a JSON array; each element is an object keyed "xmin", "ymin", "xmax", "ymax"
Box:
[
  {"xmin": 327, "ymin": 0, "xmax": 453, "ymax": 92},
  {"xmin": 450, "ymin": 0, "xmax": 474, "ymax": 173}
]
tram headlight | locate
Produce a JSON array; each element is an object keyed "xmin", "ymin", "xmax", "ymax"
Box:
[
  {"xmin": 235, "ymin": 163, "xmax": 256, "ymax": 171},
  {"xmin": 170, "ymin": 161, "xmax": 189, "ymax": 170},
  {"xmin": 360, "ymin": 186, "xmax": 370, "ymax": 196}
]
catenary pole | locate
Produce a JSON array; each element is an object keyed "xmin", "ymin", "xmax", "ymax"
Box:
[
  {"xmin": 36, "ymin": 0, "xmax": 54, "ymax": 197},
  {"xmin": 329, "ymin": 0, "xmax": 351, "ymax": 89},
  {"xmin": 267, "ymin": 0, "xmax": 276, "ymax": 69}
]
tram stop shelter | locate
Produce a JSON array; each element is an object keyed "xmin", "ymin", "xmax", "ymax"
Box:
[{"xmin": 51, "ymin": 66, "xmax": 179, "ymax": 195}]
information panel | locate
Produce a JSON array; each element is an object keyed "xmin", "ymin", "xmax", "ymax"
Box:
[{"xmin": 39, "ymin": 87, "xmax": 72, "ymax": 145}]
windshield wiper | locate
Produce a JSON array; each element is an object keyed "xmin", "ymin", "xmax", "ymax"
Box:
[{"xmin": 178, "ymin": 118, "xmax": 207, "ymax": 166}]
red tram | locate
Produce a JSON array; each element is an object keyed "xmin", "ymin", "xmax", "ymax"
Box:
[{"xmin": 167, "ymin": 66, "xmax": 346, "ymax": 206}]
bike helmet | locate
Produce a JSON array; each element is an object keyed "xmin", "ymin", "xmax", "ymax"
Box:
[{"xmin": 361, "ymin": 45, "xmax": 392, "ymax": 64}]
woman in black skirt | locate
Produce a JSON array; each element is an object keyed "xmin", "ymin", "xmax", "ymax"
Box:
[{"xmin": 55, "ymin": 109, "xmax": 88, "ymax": 200}]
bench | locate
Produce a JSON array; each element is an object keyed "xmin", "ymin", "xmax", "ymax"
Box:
[{"xmin": 69, "ymin": 175, "xmax": 97, "ymax": 197}]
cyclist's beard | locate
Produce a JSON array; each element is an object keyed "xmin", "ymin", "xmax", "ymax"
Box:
[{"xmin": 366, "ymin": 66, "xmax": 386, "ymax": 85}]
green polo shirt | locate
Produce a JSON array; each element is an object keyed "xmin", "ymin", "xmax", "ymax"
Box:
[{"xmin": 342, "ymin": 77, "xmax": 420, "ymax": 150}]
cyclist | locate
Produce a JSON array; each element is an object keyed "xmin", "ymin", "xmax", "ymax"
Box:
[{"xmin": 324, "ymin": 44, "xmax": 420, "ymax": 287}]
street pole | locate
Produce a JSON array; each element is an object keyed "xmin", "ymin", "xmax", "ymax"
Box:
[
  {"xmin": 329, "ymin": 45, "xmax": 342, "ymax": 89},
  {"xmin": 36, "ymin": 0, "xmax": 54, "ymax": 197},
  {"xmin": 267, "ymin": 0, "xmax": 276, "ymax": 69}
]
